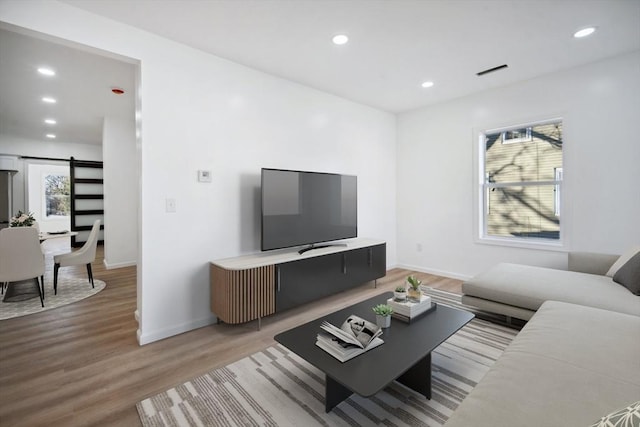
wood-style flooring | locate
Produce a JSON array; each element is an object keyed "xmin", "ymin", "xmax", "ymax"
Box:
[{"xmin": 0, "ymin": 239, "xmax": 462, "ymax": 427}]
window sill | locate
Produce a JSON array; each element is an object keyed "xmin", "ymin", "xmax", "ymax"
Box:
[{"xmin": 476, "ymin": 235, "xmax": 567, "ymax": 252}]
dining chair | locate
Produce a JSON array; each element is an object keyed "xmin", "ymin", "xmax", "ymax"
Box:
[
  {"xmin": 53, "ymin": 220, "xmax": 100, "ymax": 295},
  {"xmin": 0, "ymin": 227, "xmax": 45, "ymax": 307}
]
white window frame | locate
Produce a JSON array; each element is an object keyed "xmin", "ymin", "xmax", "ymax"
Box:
[
  {"xmin": 554, "ymin": 167, "xmax": 563, "ymax": 217},
  {"xmin": 476, "ymin": 118, "xmax": 565, "ymax": 250}
]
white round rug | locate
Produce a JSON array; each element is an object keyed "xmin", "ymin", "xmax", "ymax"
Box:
[{"xmin": 0, "ymin": 278, "xmax": 106, "ymax": 320}]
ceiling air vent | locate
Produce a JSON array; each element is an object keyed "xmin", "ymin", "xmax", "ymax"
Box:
[{"xmin": 477, "ymin": 64, "xmax": 508, "ymax": 76}]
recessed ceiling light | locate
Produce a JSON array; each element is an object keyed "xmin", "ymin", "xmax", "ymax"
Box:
[
  {"xmin": 332, "ymin": 34, "xmax": 349, "ymax": 45},
  {"xmin": 42, "ymin": 97, "xmax": 57, "ymax": 104},
  {"xmin": 37, "ymin": 67, "xmax": 56, "ymax": 76},
  {"xmin": 574, "ymin": 27, "xmax": 596, "ymax": 38},
  {"xmin": 421, "ymin": 81, "xmax": 434, "ymax": 88},
  {"xmin": 45, "ymin": 134, "xmax": 56, "ymax": 139},
  {"xmin": 44, "ymin": 119, "xmax": 57, "ymax": 125}
]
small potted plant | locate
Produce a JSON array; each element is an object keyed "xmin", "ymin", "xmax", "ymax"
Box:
[
  {"xmin": 372, "ymin": 303, "xmax": 393, "ymax": 328},
  {"xmin": 394, "ymin": 286, "xmax": 407, "ymax": 301},
  {"xmin": 406, "ymin": 275, "xmax": 422, "ymax": 301}
]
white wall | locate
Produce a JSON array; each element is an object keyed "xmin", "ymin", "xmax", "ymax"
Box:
[
  {"xmin": 0, "ymin": 1, "xmax": 398, "ymax": 344},
  {"xmin": 397, "ymin": 51, "xmax": 640, "ymax": 279},
  {"xmin": 0, "ymin": 134, "xmax": 102, "ymax": 160},
  {"xmin": 102, "ymin": 116, "xmax": 137, "ymax": 268}
]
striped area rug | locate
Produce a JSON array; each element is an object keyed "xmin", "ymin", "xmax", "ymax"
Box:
[
  {"xmin": 136, "ymin": 316, "xmax": 518, "ymax": 426},
  {"xmin": 423, "ymin": 287, "xmax": 527, "ymax": 329}
]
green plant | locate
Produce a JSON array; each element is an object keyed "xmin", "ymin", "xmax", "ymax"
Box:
[
  {"xmin": 10, "ymin": 210, "xmax": 35, "ymax": 227},
  {"xmin": 372, "ymin": 304, "xmax": 393, "ymax": 317},
  {"xmin": 407, "ymin": 275, "xmax": 422, "ymax": 290},
  {"xmin": 394, "ymin": 286, "xmax": 406, "ymax": 293}
]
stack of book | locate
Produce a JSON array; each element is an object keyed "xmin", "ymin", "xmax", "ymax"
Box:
[
  {"xmin": 387, "ymin": 295, "xmax": 435, "ymax": 323},
  {"xmin": 316, "ymin": 315, "xmax": 384, "ymax": 362}
]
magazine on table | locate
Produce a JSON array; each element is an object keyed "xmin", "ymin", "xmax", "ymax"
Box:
[{"xmin": 316, "ymin": 315, "xmax": 384, "ymax": 362}]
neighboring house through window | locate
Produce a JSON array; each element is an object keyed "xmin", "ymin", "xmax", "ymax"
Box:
[{"xmin": 479, "ymin": 119, "xmax": 563, "ymax": 245}]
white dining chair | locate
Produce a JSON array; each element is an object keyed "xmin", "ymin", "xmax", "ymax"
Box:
[
  {"xmin": 0, "ymin": 227, "xmax": 45, "ymax": 307},
  {"xmin": 53, "ymin": 220, "xmax": 101, "ymax": 295}
]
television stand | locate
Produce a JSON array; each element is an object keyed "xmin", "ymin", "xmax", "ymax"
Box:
[
  {"xmin": 210, "ymin": 238, "xmax": 386, "ymax": 328},
  {"xmin": 298, "ymin": 243, "xmax": 348, "ymax": 255}
]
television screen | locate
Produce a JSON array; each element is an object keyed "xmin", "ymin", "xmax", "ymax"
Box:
[{"xmin": 261, "ymin": 168, "xmax": 357, "ymax": 251}]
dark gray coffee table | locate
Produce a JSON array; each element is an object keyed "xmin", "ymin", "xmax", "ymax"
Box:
[{"xmin": 274, "ymin": 292, "xmax": 474, "ymax": 412}]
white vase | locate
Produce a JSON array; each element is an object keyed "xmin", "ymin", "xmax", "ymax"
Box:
[
  {"xmin": 393, "ymin": 291, "xmax": 407, "ymax": 301},
  {"xmin": 376, "ymin": 314, "xmax": 391, "ymax": 328}
]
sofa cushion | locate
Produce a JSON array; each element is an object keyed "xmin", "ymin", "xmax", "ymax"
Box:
[
  {"xmin": 462, "ymin": 263, "xmax": 640, "ymax": 316},
  {"xmin": 444, "ymin": 301, "xmax": 640, "ymax": 427},
  {"xmin": 606, "ymin": 245, "xmax": 640, "ymax": 277},
  {"xmin": 613, "ymin": 251, "xmax": 640, "ymax": 295}
]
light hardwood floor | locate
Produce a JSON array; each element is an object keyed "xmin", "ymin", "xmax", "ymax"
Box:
[{"xmin": 0, "ymin": 239, "xmax": 462, "ymax": 427}]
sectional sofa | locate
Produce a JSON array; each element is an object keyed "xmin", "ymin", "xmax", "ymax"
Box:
[{"xmin": 445, "ymin": 249, "xmax": 640, "ymax": 426}]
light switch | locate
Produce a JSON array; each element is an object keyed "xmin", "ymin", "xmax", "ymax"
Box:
[{"xmin": 166, "ymin": 198, "xmax": 176, "ymax": 213}]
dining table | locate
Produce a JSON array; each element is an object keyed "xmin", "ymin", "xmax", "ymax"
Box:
[{"xmin": 38, "ymin": 230, "xmax": 79, "ymax": 242}]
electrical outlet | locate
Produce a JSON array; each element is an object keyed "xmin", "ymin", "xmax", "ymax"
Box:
[
  {"xmin": 166, "ymin": 198, "xmax": 176, "ymax": 213},
  {"xmin": 198, "ymin": 170, "xmax": 212, "ymax": 182}
]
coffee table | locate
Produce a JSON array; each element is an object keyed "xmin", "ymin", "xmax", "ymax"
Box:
[{"xmin": 274, "ymin": 292, "xmax": 474, "ymax": 412}]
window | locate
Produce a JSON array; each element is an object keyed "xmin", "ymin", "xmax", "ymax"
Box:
[
  {"xmin": 480, "ymin": 119, "xmax": 563, "ymax": 244},
  {"xmin": 44, "ymin": 174, "xmax": 70, "ymax": 218},
  {"xmin": 501, "ymin": 127, "xmax": 532, "ymax": 144}
]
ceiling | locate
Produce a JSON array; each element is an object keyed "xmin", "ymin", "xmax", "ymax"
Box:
[
  {"xmin": 63, "ymin": 0, "xmax": 640, "ymax": 113},
  {"xmin": 0, "ymin": 26, "xmax": 136, "ymax": 146},
  {"xmin": 1, "ymin": 0, "xmax": 639, "ymax": 146}
]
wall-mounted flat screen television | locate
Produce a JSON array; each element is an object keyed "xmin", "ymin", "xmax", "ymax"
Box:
[{"xmin": 261, "ymin": 168, "xmax": 357, "ymax": 252}]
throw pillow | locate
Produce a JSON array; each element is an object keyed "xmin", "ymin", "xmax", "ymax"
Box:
[
  {"xmin": 590, "ymin": 401, "xmax": 640, "ymax": 427},
  {"xmin": 606, "ymin": 245, "xmax": 640, "ymax": 277},
  {"xmin": 613, "ymin": 252, "xmax": 640, "ymax": 295}
]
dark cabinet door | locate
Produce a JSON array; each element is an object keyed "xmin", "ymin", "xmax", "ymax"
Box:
[
  {"xmin": 275, "ymin": 243, "xmax": 387, "ymax": 313},
  {"xmin": 276, "ymin": 252, "xmax": 347, "ymax": 312},
  {"xmin": 346, "ymin": 243, "xmax": 386, "ymax": 285}
]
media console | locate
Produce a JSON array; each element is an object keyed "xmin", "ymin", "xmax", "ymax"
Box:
[{"xmin": 210, "ymin": 238, "xmax": 386, "ymax": 328}]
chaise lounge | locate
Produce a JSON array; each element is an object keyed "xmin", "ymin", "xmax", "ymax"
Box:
[
  {"xmin": 444, "ymin": 300, "xmax": 640, "ymax": 426},
  {"xmin": 461, "ymin": 250, "xmax": 640, "ymax": 320}
]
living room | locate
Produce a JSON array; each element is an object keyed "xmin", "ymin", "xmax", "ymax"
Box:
[
  {"xmin": 2, "ymin": 0, "xmax": 637, "ymax": 346},
  {"xmin": 0, "ymin": 0, "xmax": 638, "ymax": 426}
]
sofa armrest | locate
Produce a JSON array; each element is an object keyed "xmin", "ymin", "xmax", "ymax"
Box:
[{"xmin": 568, "ymin": 252, "xmax": 619, "ymax": 275}]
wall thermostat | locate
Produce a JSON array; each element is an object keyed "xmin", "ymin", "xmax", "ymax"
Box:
[{"xmin": 198, "ymin": 170, "xmax": 212, "ymax": 182}]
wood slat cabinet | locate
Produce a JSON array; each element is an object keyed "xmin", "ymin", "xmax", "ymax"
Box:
[{"xmin": 210, "ymin": 238, "xmax": 386, "ymax": 325}]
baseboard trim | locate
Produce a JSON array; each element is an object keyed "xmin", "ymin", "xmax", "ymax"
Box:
[
  {"xmin": 103, "ymin": 259, "xmax": 137, "ymax": 269},
  {"xmin": 395, "ymin": 263, "xmax": 471, "ymax": 281},
  {"xmin": 137, "ymin": 314, "xmax": 217, "ymax": 346}
]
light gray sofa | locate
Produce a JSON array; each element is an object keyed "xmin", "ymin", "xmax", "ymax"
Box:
[
  {"xmin": 445, "ymin": 251, "xmax": 640, "ymax": 426},
  {"xmin": 444, "ymin": 301, "xmax": 640, "ymax": 427},
  {"xmin": 461, "ymin": 251, "xmax": 640, "ymax": 320}
]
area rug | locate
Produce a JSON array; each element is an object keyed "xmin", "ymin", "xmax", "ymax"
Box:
[
  {"xmin": 137, "ymin": 317, "xmax": 517, "ymax": 426},
  {"xmin": 0, "ymin": 278, "xmax": 106, "ymax": 320}
]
